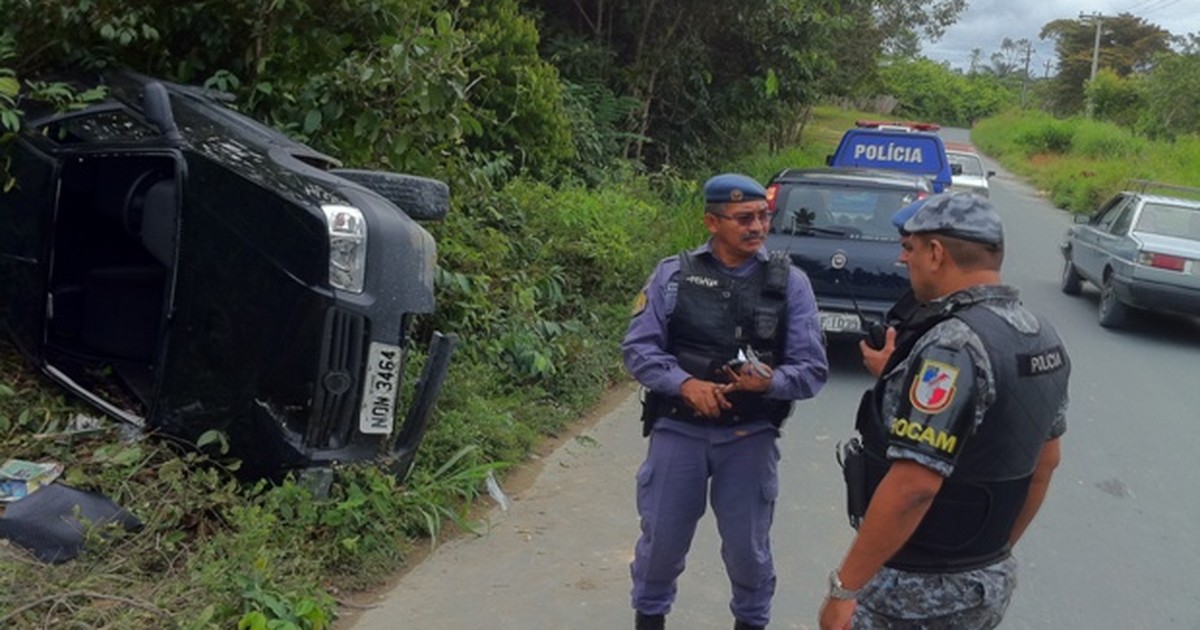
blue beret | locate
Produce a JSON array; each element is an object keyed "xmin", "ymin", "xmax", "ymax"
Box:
[
  {"xmin": 704, "ymin": 173, "xmax": 766, "ymax": 203},
  {"xmin": 894, "ymin": 191, "xmax": 1004, "ymax": 245}
]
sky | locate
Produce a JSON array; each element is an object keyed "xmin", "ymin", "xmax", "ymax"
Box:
[{"xmin": 921, "ymin": 0, "xmax": 1199, "ymax": 74}]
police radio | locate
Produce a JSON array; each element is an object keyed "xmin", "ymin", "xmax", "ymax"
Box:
[{"xmin": 831, "ymin": 250, "xmax": 887, "ymax": 350}]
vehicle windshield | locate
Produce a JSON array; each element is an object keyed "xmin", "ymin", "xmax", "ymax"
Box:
[
  {"xmin": 1134, "ymin": 203, "xmax": 1200, "ymax": 241},
  {"xmin": 947, "ymin": 152, "xmax": 984, "ymax": 177},
  {"xmin": 771, "ymin": 184, "xmax": 921, "ymax": 239}
]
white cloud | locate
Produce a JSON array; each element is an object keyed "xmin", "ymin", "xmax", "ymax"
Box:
[{"xmin": 922, "ymin": 0, "xmax": 1199, "ymax": 72}]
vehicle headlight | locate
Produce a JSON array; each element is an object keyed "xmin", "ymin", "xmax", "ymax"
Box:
[{"xmin": 321, "ymin": 204, "xmax": 367, "ymax": 293}]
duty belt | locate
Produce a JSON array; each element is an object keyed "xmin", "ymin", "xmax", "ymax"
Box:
[{"xmin": 885, "ymin": 545, "xmax": 1012, "ymax": 574}]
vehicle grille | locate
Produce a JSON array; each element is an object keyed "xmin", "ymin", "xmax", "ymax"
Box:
[{"xmin": 306, "ymin": 307, "xmax": 367, "ymax": 448}]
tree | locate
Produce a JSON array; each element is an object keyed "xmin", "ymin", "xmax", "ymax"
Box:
[
  {"xmin": 988, "ymin": 38, "xmax": 1030, "ymax": 80},
  {"xmin": 968, "ymin": 48, "xmax": 983, "ymax": 75},
  {"xmin": 1084, "ymin": 68, "xmax": 1143, "ymax": 128},
  {"xmin": 879, "ymin": 57, "xmax": 1015, "ymax": 127},
  {"xmin": 1139, "ymin": 50, "xmax": 1200, "ymax": 138},
  {"xmin": 526, "ymin": 0, "xmax": 966, "ymax": 169},
  {"xmin": 1040, "ymin": 13, "xmax": 1171, "ymax": 115}
]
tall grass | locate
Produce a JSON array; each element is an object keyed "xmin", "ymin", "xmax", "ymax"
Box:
[{"xmin": 974, "ymin": 108, "xmax": 1200, "ymax": 213}]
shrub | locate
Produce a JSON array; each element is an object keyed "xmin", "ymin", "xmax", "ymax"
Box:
[{"xmin": 1071, "ymin": 119, "xmax": 1146, "ymax": 160}]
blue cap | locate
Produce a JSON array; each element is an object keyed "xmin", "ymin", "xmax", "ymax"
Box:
[
  {"xmin": 893, "ymin": 191, "xmax": 1004, "ymax": 245},
  {"xmin": 704, "ymin": 173, "xmax": 766, "ymax": 203}
]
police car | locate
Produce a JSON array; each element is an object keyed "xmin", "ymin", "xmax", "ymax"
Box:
[
  {"xmin": 764, "ymin": 168, "xmax": 931, "ymax": 340},
  {"xmin": 826, "ymin": 121, "xmax": 952, "ymax": 193}
]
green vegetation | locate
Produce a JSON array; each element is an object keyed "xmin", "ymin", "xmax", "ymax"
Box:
[
  {"xmin": 879, "ymin": 58, "xmax": 1015, "ymax": 127},
  {"xmin": 973, "ymin": 109, "xmax": 1200, "ymax": 213},
  {"xmin": 0, "ymin": 0, "xmax": 1064, "ymax": 627}
]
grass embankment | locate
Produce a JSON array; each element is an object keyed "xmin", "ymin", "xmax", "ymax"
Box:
[
  {"xmin": 0, "ymin": 106, "xmax": 858, "ymax": 629},
  {"xmin": 973, "ymin": 109, "xmax": 1200, "ymax": 213}
]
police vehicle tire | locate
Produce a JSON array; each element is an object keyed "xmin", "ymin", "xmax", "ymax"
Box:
[
  {"xmin": 1097, "ymin": 275, "xmax": 1130, "ymax": 328},
  {"xmin": 331, "ymin": 169, "xmax": 449, "ymax": 221},
  {"xmin": 1060, "ymin": 259, "xmax": 1083, "ymax": 295}
]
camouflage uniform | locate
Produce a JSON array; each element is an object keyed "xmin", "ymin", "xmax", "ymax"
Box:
[
  {"xmin": 852, "ymin": 556, "xmax": 1018, "ymax": 629},
  {"xmin": 855, "ymin": 286, "xmax": 1067, "ymax": 629},
  {"xmin": 849, "ymin": 192, "xmax": 1068, "ymax": 629}
]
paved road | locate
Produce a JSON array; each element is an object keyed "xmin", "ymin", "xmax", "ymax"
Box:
[{"xmin": 349, "ymin": 132, "xmax": 1200, "ymax": 629}]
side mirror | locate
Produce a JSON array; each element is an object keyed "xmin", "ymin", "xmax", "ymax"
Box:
[
  {"xmin": 950, "ymin": 164, "xmax": 963, "ymax": 176},
  {"xmin": 825, "ymin": 154, "xmax": 834, "ymax": 166},
  {"xmin": 143, "ymin": 82, "xmax": 182, "ymax": 143},
  {"xmin": 987, "ymin": 170, "xmax": 996, "ymax": 179},
  {"xmin": 1073, "ymin": 214, "xmax": 1090, "ymax": 224}
]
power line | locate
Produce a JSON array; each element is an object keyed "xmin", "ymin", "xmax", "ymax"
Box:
[{"xmin": 1142, "ymin": 0, "xmax": 1182, "ymax": 16}]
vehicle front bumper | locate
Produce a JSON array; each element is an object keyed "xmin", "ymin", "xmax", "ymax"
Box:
[{"xmin": 813, "ymin": 296, "xmax": 894, "ymax": 340}]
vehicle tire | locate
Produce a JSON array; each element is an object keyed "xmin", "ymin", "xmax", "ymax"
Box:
[
  {"xmin": 331, "ymin": 169, "xmax": 449, "ymax": 221},
  {"xmin": 1060, "ymin": 259, "xmax": 1083, "ymax": 295},
  {"xmin": 1098, "ymin": 275, "xmax": 1130, "ymax": 329}
]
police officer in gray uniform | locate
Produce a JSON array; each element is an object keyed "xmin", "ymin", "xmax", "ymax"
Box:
[
  {"xmin": 820, "ymin": 192, "xmax": 1070, "ymax": 630},
  {"xmin": 624, "ymin": 173, "xmax": 828, "ymax": 630}
]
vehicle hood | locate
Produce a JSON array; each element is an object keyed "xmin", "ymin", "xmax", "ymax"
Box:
[{"xmin": 765, "ymin": 233, "xmax": 909, "ymax": 305}]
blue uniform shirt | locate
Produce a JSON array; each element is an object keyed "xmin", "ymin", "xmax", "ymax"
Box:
[{"xmin": 622, "ymin": 242, "xmax": 828, "ymax": 439}]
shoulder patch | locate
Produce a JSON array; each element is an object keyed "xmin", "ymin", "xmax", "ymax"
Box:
[
  {"xmin": 909, "ymin": 359, "xmax": 959, "ymax": 414},
  {"xmin": 631, "ymin": 289, "xmax": 648, "ymax": 317}
]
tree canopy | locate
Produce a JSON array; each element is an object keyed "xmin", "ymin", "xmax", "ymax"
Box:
[{"xmin": 1040, "ymin": 13, "xmax": 1171, "ymax": 114}]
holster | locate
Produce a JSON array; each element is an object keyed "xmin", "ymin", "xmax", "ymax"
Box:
[
  {"xmin": 640, "ymin": 389, "xmax": 660, "ymax": 437},
  {"xmin": 837, "ymin": 436, "xmax": 868, "ymax": 529}
]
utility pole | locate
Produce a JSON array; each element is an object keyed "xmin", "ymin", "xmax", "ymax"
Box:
[
  {"xmin": 1043, "ymin": 59, "xmax": 1053, "ymax": 78},
  {"xmin": 1020, "ymin": 41, "xmax": 1034, "ymax": 108},
  {"xmin": 1078, "ymin": 12, "xmax": 1115, "ymax": 117}
]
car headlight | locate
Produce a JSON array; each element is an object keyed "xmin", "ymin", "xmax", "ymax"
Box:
[{"xmin": 321, "ymin": 204, "xmax": 367, "ymax": 293}]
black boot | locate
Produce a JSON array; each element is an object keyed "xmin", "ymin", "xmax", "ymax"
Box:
[
  {"xmin": 635, "ymin": 611, "xmax": 665, "ymax": 630},
  {"xmin": 733, "ymin": 620, "xmax": 765, "ymax": 630}
]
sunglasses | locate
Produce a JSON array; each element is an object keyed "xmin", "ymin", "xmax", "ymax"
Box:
[{"xmin": 713, "ymin": 209, "xmax": 775, "ymax": 226}]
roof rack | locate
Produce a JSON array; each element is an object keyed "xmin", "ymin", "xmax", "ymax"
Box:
[{"xmin": 1127, "ymin": 179, "xmax": 1200, "ymax": 197}]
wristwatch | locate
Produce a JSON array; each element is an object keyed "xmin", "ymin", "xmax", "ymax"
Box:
[{"xmin": 827, "ymin": 569, "xmax": 861, "ymax": 600}]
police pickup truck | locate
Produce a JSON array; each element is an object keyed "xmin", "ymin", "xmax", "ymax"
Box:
[{"xmin": 826, "ymin": 121, "xmax": 953, "ymax": 193}]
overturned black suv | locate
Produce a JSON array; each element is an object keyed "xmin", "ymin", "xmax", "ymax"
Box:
[{"xmin": 0, "ymin": 72, "xmax": 455, "ymax": 480}]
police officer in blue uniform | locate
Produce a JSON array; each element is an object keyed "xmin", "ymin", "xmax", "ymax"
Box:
[
  {"xmin": 821, "ymin": 192, "xmax": 1070, "ymax": 630},
  {"xmin": 623, "ymin": 173, "xmax": 829, "ymax": 630}
]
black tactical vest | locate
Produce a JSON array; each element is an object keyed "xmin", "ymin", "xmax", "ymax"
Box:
[
  {"xmin": 859, "ymin": 299, "xmax": 1069, "ymax": 571},
  {"xmin": 646, "ymin": 250, "xmax": 792, "ymax": 426}
]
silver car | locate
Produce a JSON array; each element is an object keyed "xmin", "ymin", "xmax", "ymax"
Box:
[
  {"xmin": 1061, "ymin": 182, "xmax": 1200, "ymax": 328},
  {"xmin": 946, "ymin": 149, "xmax": 993, "ymax": 197}
]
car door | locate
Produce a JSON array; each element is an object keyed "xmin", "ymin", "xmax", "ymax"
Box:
[
  {"xmin": 1074, "ymin": 194, "xmax": 1131, "ymax": 282},
  {"xmin": 0, "ymin": 135, "xmax": 56, "ymax": 357}
]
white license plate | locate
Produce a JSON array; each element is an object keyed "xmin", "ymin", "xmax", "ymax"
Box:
[
  {"xmin": 359, "ymin": 342, "xmax": 402, "ymax": 434},
  {"xmin": 819, "ymin": 311, "xmax": 862, "ymax": 333}
]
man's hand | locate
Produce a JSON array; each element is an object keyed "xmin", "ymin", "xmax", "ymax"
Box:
[
  {"xmin": 819, "ymin": 596, "xmax": 855, "ymax": 630},
  {"xmin": 859, "ymin": 326, "xmax": 897, "ymax": 377},
  {"xmin": 721, "ymin": 363, "xmax": 773, "ymax": 393},
  {"xmin": 680, "ymin": 378, "xmax": 732, "ymax": 417}
]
